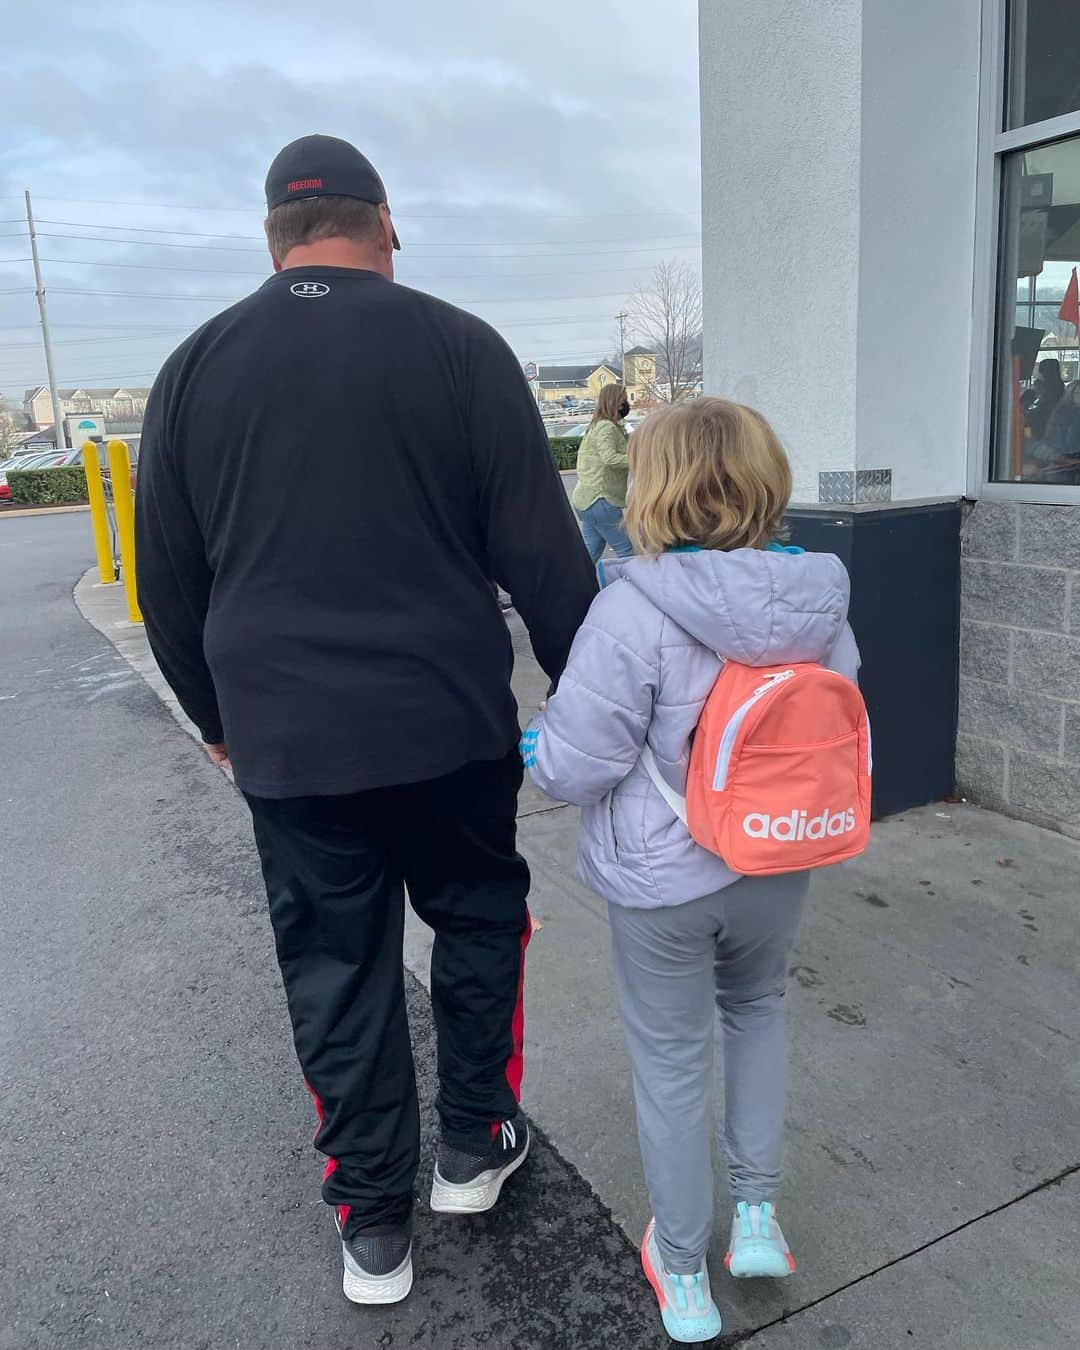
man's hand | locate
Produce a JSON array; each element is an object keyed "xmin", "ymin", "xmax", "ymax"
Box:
[{"xmin": 205, "ymin": 741, "xmax": 232, "ymax": 772}]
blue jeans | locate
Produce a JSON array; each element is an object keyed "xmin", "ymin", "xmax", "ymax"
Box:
[{"xmin": 576, "ymin": 498, "xmax": 634, "ymax": 564}]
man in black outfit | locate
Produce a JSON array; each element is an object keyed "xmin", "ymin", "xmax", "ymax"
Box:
[{"xmin": 135, "ymin": 134, "xmax": 597, "ymax": 1305}]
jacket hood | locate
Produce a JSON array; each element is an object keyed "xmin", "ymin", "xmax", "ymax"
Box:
[{"xmin": 603, "ymin": 548, "xmax": 850, "ymax": 665}]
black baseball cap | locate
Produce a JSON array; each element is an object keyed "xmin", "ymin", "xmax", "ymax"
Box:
[{"xmin": 265, "ymin": 134, "xmax": 401, "ymax": 250}]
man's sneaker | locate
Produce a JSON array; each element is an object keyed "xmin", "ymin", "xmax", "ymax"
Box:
[
  {"xmin": 640, "ymin": 1217, "xmax": 723, "ymax": 1344},
  {"xmin": 429, "ymin": 1116, "xmax": 530, "ymax": 1214},
  {"xmin": 724, "ymin": 1201, "xmax": 796, "ymax": 1279},
  {"xmin": 335, "ymin": 1212, "xmax": 414, "ymax": 1305}
]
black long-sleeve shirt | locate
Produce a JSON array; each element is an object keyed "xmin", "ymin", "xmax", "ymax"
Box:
[{"xmin": 135, "ymin": 266, "xmax": 597, "ymax": 797}]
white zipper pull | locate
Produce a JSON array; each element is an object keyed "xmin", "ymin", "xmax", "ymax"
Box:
[{"xmin": 753, "ymin": 669, "xmax": 795, "ymax": 698}]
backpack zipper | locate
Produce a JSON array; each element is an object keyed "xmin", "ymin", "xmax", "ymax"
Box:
[{"xmin": 712, "ymin": 671, "xmax": 795, "ymax": 791}]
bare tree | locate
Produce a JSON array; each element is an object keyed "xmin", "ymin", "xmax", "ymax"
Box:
[
  {"xmin": 629, "ymin": 260, "xmax": 703, "ymax": 403},
  {"xmin": 0, "ymin": 399, "xmax": 22, "ymax": 461}
]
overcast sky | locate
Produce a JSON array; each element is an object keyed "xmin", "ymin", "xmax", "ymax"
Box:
[{"xmin": 0, "ymin": 1, "xmax": 700, "ymax": 401}]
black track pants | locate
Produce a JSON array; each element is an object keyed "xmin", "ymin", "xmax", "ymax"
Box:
[{"xmin": 246, "ymin": 751, "xmax": 531, "ymax": 1235}]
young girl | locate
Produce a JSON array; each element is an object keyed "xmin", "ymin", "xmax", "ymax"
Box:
[{"xmin": 522, "ymin": 398, "xmax": 858, "ymax": 1344}]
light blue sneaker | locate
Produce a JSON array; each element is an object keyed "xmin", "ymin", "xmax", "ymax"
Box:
[
  {"xmin": 725, "ymin": 1201, "xmax": 797, "ymax": 1279},
  {"xmin": 640, "ymin": 1217, "xmax": 723, "ymax": 1344}
]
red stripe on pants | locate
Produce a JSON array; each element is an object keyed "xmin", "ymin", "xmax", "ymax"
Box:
[
  {"xmin": 506, "ymin": 909, "xmax": 532, "ymax": 1101},
  {"xmin": 304, "ymin": 1078, "xmax": 351, "ymax": 1230}
]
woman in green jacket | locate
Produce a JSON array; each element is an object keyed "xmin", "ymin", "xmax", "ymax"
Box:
[{"xmin": 571, "ymin": 383, "xmax": 634, "ymax": 563}]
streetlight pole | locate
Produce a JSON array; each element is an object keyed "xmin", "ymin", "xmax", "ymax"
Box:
[{"xmin": 25, "ymin": 189, "xmax": 67, "ymax": 448}]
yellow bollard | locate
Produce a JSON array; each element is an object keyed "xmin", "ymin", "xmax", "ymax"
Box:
[
  {"xmin": 82, "ymin": 441, "xmax": 116, "ymax": 584},
  {"xmin": 107, "ymin": 439, "xmax": 143, "ymax": 624}
]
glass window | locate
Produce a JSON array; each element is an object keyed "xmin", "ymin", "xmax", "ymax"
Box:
[
  {"xmin": 991, "ymin": 135, "xmax": 1080, "ymax": 483},
  {"xmin": 1006, "ymin": 0, "xmax": 1080, "ymax": 130}
]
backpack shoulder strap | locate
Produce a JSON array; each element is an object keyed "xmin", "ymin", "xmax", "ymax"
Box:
[{"xmin": 640, "ymin": 743, "xmax": 688, "ymax": 825}]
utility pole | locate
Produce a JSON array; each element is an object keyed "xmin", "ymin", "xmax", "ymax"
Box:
[
  {"xmin": 25, "ymin": 190, "xmax": 66, "ymax": 448},
  {"xmin": 616, "ymin": 310, "xmax": 628, "ymax": 382}
]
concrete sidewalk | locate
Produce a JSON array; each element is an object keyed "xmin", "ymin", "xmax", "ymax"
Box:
[{"xmin": 77, "ymin": 570, "xmax": 1080, "ymax": 1348}]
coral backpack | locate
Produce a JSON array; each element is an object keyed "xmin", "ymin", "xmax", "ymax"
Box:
[{"xmin": 642, "ymin": 661, "xmax": 872, "ymax": 875}]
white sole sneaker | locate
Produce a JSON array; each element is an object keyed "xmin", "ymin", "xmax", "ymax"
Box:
[
  {"xmin": 429, "ymin": 1133, "xmax": 531, "ymax": 1214},
  {"xmin": 342, "ymin": 1246, "xmax": 414, "ymax": 1305},
  {"xmin": 725, "ymin": 1202, "xmax": 796, "ymax": 1280}
]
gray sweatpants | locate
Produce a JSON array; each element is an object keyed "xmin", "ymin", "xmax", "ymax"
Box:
[{"xmin": 608, "ymin": 871, "xmax": 810, "ymax": 1274}]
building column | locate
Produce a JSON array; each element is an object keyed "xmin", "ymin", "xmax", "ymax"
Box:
[{"xmin": 699, "ymin": 0, "xmax": 981, "ymax": 813}]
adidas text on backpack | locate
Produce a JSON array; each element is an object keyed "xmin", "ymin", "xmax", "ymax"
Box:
[{"xmin": 642, "ymin": 661, "xmax": 871, "ymax": 876}]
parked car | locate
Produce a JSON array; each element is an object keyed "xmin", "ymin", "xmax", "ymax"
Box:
[
  {"xmin": 0, "ymin": 451, "xmax": 57, "ymax": 499},
  {"xmin": 0, "ymin": 443, "xmax": 111, "ymax": 499}
]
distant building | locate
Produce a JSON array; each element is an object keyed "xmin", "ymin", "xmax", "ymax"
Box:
[
  {"xmin": 23, "ymin": 386, "xmax": 151, "ymax": 429},
  {"xmin": 622, "ymin": 346, "xmax": 658, "ymax": 405},
  {"xmin": 536, "ymin": 363, "xmax": 620, "ymax": 404}
]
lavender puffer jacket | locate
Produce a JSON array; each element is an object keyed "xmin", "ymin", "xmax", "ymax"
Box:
[{"xmin": 522, "ymin": 548, "xmax": 859, "ymax": 909}]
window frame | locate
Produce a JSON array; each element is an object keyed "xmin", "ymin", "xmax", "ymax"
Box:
[{"xmin": 970, "ymin": 0, "xmax": 1080, "ymax": 503}]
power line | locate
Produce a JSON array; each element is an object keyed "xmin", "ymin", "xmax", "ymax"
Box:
[
  {"xmin": 29, "ymin": 238, "xmax": 676, "ymax": 282},
  {"xmin": 38, "ymin": 218, "xmax": 263, "ymax": 241},
  {"xmin": 40, "ymin": 257, "xmax": 267, "ymax": 278},
  {"xmin": 38, "ymin": 217, "xmax": 264, "ymax": 241},
  {"xmin": 13, "ymin": 321, "xmax": 196, "ymax": 332},
  {"xmin": 36, "ymin": 232, "xmax": 265, "ymax": 254},
  {"xmin": 0, "ymin": 330, "xmax": 186, "ymax": 352},
  {"xmin": 0, "ymin": 321, "xmax": 200, "ymax": 334},
  {"xmin": 22, "ymin": 194, "xmax": 696, "ymax": 223},
  {"xmin": 34, "ymin": 370, "xmax": 160, "ymax": 384},
  {"xmin": 1, "ymin": 346, "xmax": 625, "ymax": 385},
  {"xmin": 33, "ymin": 231, "xmax": 700, "ymax": 263},
  {"xmin": 0, "ymin": 330, "xmax": 619, "ymax": 363},
  {"xmin": 42, "ymin": 266, "xmax": 642, "ymax": 304},
  {"xmin": 34, "ymin": 218, "xmax": 701, "ymax": 248},
  {"xmin": 514, "ymin": 351, "xmax": 621, "ymax": 362},
  {"xmin": 29, "ymin": 228, "xmax": 698, "ymax": 262},
  {"xmin": 47, "ymin": 285, "xmax": 638, "ymax": 306}
]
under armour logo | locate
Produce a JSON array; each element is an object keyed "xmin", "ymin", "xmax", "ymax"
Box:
[{"xmin": 290, "ymin": 281, "xmax": 330, "ymax": 298}]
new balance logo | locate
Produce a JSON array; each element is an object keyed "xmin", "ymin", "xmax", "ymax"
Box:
[{"xmin": 743, "ymin": 808, "xmax": 856, "ymax": 841}]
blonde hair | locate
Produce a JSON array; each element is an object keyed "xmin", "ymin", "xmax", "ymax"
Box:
[
  {"xmin": 589, "ymin": 382, "xmax": 627, "ymax": 429},
  {"xmin": 625, "ymin": 397, "xmax": 792, "ymax": 555}
]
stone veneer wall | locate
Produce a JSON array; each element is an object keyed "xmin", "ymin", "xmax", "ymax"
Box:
[{"xmin": 958, "ymin": 500, "xmax": 1080, "ymax": 837}]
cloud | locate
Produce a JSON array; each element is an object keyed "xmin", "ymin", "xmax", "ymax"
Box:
[{"xmin": 0, "ymin": 0, "xmax": 700, "ymax": 396}]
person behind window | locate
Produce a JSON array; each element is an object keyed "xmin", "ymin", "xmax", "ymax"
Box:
[
  {"xmin": 1047, "ymin": 379, "xmax": 1080, "ymax": 459},
  {"xmin": 571, "ymin": 382, "xmax": 634, "ymax": 563},
  {"xmin": 1029, "ymin": 358, "xmax": 1067, "ymax": 441}
]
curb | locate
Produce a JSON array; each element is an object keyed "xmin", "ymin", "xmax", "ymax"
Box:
[{"xmin": 0, "ymin": 504, "xmax": 91, "ymax": 520}]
